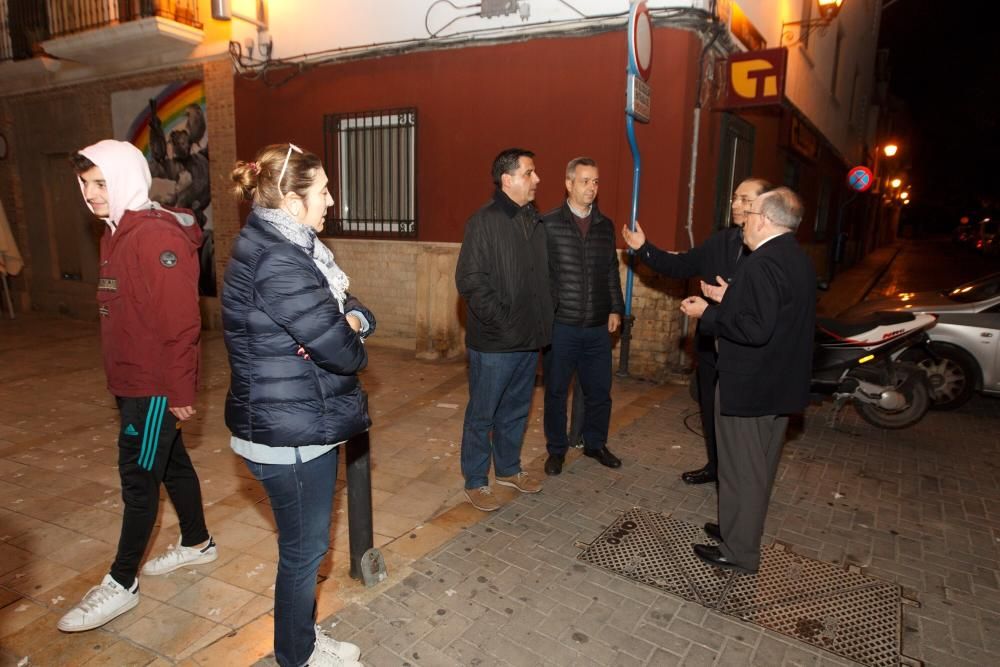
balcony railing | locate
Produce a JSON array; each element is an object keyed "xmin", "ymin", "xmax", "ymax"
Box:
[{"xmin": 1, "ymin": 0, "xmax": 201, "ymax": 62}]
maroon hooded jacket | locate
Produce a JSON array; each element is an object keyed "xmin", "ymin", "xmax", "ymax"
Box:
[
  {"xmin": 97, "ymin": 206, "xmax": 203, "ymax": 407},
  {"xmin": 79, "ymin": 139, "xmax": 203, "ymax": 408}
]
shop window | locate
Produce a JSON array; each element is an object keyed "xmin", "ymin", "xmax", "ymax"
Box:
[{"xmin": 323, "ymin": 108, "xmax": 416, "ymax": 238}]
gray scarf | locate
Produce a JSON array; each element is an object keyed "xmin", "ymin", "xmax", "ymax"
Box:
[{"xmin": 254, "ymin": 205, "xmax": 350, "ymax": 311}]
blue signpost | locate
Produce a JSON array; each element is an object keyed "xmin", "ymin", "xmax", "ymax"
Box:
[{"xmin": 619, "ymin": 1, "xmax": 652, "ymax": 376}]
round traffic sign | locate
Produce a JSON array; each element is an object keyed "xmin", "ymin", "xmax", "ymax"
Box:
[
  {"xmin": 628, "ymin": 2, "xmax": 652, "ymax": 81},
  {"xmin": 847, "ymin": 165, "xmax": 873, "ymax": 192}
]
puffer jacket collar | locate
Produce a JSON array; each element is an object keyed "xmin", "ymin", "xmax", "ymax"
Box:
[{"xmin": 554, "ymin": 199, "xmax": 608, "ymax": 230}]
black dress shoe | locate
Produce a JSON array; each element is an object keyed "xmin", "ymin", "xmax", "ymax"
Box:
[
  {"xmin": 692, "ymin": 544, "xmax": 756, "ymax": 574},
  {"xmin": 681, "ymin": 466, "xmax": 717, "ymax": 485},
  {"xmin": 583, "ymin": 447, "xmax": 622, "ymax": 468},
  {"xmin": 704, "ymin": 522, "xmax": 722, "ymax": 542},
  {"xmin": 544, "ymin": 454, "xmax": 565, "ymax": 476}
]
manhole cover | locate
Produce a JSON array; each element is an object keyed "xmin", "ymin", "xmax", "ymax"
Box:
[{"xmin": 578, "ymin": 508, "xmax": 906, "ymax": 667}]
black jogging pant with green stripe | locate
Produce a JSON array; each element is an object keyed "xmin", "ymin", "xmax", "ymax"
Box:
[{"xmin": 110, "ymin": 396, "xmax": 210, "ymax": 589}]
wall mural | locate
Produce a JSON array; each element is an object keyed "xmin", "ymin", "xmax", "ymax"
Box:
[{"xmin": 111, "ymin": 80, "xmax": 215, "ymax": 296}]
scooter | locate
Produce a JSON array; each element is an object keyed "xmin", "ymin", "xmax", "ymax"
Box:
[{"xmin": 812, "ymin": 310, "xmax": 937, "ymax": 429}]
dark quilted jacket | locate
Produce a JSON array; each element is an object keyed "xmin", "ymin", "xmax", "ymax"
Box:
[
  {"xmin": 222, "ymin": 212, "xmax": 372, "ymax": 446},
  {"xmin": 455, "ymin": 190, "xmax": 554, "ymax": 352},
  {"xmin": 543, "ymin": 202, "xmax": 624, "ymax": 327}
]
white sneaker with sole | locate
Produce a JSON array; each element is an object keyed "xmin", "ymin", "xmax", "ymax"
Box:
[
  {"xmin": 57, "ymin": 573, "xmax": 139, "ymax": 632},
  {"xmin": 308, "ymin": 624, "xmax": 363, "ymax": 666},
  {"xmin": 141, "ymin": 537, "xmax": 218, "ymax": 576}
]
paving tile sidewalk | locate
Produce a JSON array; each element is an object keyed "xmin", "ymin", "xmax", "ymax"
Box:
[
  {"xmin": 817, "ymin": 244, "xmax": 902, "ymax": 317},
  {"xmin": 306, "ymin": 384, "xmax": 1000, "ymax": 666}
]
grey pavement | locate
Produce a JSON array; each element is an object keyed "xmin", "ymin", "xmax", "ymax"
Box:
[
  {"xmin": 816, "ymin": 244, "xmax": 902, "ymax": 318},
  {"xmin": 307, "ymin": 383, "xmax": 998, "ymax": 666},
  {"xmin": 275, "ymin": 243, "xmax": 1000, "ymax": 667}
]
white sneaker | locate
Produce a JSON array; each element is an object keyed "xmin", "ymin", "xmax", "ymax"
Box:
[
  {"xmin": 57, "ymin": 573, "xmax": 139, "ymax": 632},
  {"xmin": 141, "ymin": 537, "xmax": 218, "ymax": 576},
  {"xmin": 308, "ymin": 624, "xmax": 363, "ymax": 666}
]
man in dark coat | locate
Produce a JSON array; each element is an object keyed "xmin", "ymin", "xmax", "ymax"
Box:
[
  {"xmin": 542, "ymin": 157, "xmax": 625, "ymax": 475},
  {"xmin": 455, "ymin": 148, "xmax": 554, "ymax": 511},
  {"xmin": 622, "ymin": 178, "xmax": 772, "ymax": 485},
  {"xmin": 680, "ymin": 187, "xmax": 816, "ymax": 573}
]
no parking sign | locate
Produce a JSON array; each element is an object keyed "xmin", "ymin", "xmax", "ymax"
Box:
[{"xmin": 847, "ymin": 165, "xmax": 873, "ymax": 192}]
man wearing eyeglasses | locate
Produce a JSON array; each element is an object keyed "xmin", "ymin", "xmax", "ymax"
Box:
[
  {"xmin": 679, "ymin": 187, "xmax": 815, "ymax": 574},
  {"xmin": 621, "ymin": 178, "xmax": 772, "ymax": 486}
]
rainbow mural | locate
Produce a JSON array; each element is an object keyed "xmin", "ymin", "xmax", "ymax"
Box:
[{"xmin": 124, "ymin": 80, "xmax": 206, "ymax": 157}]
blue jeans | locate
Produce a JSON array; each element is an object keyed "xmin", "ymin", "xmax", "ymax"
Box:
[
  {"xmin": 461, "ymin": 349, "xmax": 538, "ymax": 489},
  {"xmin": 244, "ymin": 448, "xmax": 339, "ymax": 667},
  {"xmin": 543, "ymin": 322, "xmax": 613, "ymax": 456}
]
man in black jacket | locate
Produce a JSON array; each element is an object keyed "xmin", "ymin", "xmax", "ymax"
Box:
[
  {"xmin": 542, "ymin": 157, "xmax": 625, "ymax": 475},
  {"xmin": 455, "ymin": 148, "xmax": 554, "ymax": 512},
  {"xmin": 680, "ymin": 187, "xmax": 815, "ymax": 573},
  {"xmin": 622, "ymin": 178, "xmax": 772, "ymax": 485}
]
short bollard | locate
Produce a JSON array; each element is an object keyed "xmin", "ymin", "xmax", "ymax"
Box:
[{"xmin": 345, "ymin": 431, "xmax": 386, "ymax": 586}]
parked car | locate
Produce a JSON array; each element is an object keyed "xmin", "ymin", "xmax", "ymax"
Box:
[
  {"xmin": 978, "ymin": 219, "xmax": 999, "ymax": 256},
  {"xmin": 841, "ymin": 272, "xmax": 1000, "ymax": 409},
  {"xmin": 953, "ymin": 223, "xmax": 976, "ymax": 246}
]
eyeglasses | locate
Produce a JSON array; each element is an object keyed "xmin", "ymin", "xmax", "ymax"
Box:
[
  {"xmin": 731, "ymin": 195, "xmax": 756, "ymax": 205},
  {"xmin": 277, "ymin": 143, "xmax": 303, "ymax": 197}
]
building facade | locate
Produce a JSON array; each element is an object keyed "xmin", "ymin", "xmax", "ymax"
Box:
[{"xmin": 0, "ymin": 0, "xmax": 882, "ymax": 379}]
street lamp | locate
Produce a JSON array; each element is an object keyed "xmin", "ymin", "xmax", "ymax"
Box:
[
  {"xmin": 890, "ymin": 178, "xmax": 902, "ymax": 188},
  {"xmin": 899, "ymin": 191, "xmax": 909, "ymax": 200},
  {"xmin": 817, "ymin": 0, "xmax": 845, "ymax": 20},
  {"xmin": 883, "ymin": 144, "xmax": 898, "ymax": 157},
  {"xmin": 781, "ymin": 0, "xmax": 847, "ymax": 44}
]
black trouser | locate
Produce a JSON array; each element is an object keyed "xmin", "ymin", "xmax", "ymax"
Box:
[
  {"xmin": 110, "ymin": 396, "xmax": 210, "ymax": 588},
  {"xmin": 695, "ymin": 335, "xmax": 719, "ymax": 475}
]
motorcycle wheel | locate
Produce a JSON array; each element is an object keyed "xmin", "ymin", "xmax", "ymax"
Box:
[
  {"xmin": 854, "ymin": 363, "xmax": 931, "ymax": 429},
  {"xmin": 899, "ymin": 344, "xmax": 978, "ymax": 410}
]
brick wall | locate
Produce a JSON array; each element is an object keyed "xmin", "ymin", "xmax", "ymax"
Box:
[
  {"xmin": 202, "ymin": 58, "xmax": 237, "ymax": 330},
  {"xmin": 319, "ymin": 237, "xmax": 421, "ymax": 348},
  {"xmin": 321, "ymin": 240, "xmax": 690, "ymax": 381},
  {"xmin": 0, "ymin": 57, "xmax": 235, "ymax": 321}
]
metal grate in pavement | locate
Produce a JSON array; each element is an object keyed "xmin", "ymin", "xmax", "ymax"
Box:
[{"xmin": 577, "ymin": 508, "xmax": 906, "ymax": 667}]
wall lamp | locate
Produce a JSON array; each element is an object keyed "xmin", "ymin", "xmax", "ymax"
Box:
[
  {"xmin": 212, "ymin": 0, "xmax": 268, "ymax": 29},
  {"xmin": 214, "ymin": 0, "xmax": 272, "ymax": 64},
  {"xmin": 781, "ymin": 0, "xmax": 845, "ymax": 45}
]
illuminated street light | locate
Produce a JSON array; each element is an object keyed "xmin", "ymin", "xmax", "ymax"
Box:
[
  {"xmin": 899, "ymin": 191, "xmax": 909, "ymax": 200},
  {"xmin": 883, "ymin": 144, "xmax": 898, "ymax": 157},
  {"xmin": 890, "ymin": 178, "xmax": 902, "ymax": 188},
  {"xmin": 817, "ymin": 0, "xmax": 845, "ymax": 20}
]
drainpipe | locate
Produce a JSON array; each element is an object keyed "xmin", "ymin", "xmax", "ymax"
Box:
[{"xmin": 679, "ymin": 21, "xmax": 721, "ymax": 370}]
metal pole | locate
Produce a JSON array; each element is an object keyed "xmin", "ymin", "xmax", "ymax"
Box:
[
  {"xmin": 618, "ymin": 113, "xmax": 642, "ymax": 377},
  {"xmin": 345, "ymin": 430, "xmax": 374, "ymax": 581}
]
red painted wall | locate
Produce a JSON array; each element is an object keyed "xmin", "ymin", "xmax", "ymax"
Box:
[{"xmin": 234, "ymin": 28, "xmax": 704, "ymax": 246}]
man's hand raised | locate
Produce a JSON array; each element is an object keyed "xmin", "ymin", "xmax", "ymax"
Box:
[{"xmin": 621, "ymin": 221, "xmax": 646, "ymax": 250}]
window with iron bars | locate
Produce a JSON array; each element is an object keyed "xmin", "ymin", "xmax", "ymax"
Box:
[{"xmin": 322, "ymin": 108, "xmax": 417, "ymax": 238}]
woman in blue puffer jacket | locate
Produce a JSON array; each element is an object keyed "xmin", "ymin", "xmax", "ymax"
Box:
[{"xmin": 224, "ymin": 143, "xmax": 373, "ymax": 667}]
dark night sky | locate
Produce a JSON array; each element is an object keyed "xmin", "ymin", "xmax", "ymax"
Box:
[{"xmin": 878, "ymin": 0, "xmax": 1000, "ymax": 224}]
